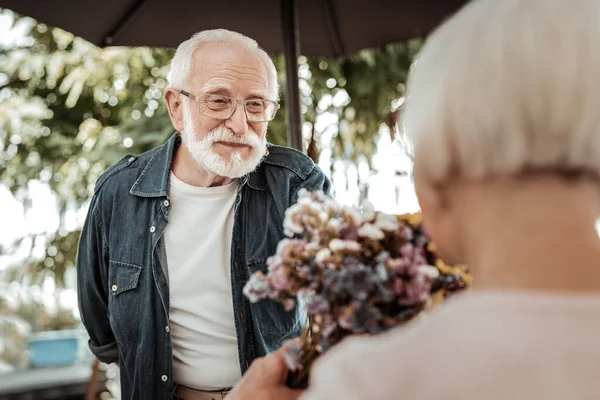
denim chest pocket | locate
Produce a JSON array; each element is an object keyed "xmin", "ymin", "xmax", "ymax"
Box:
[
  {"xmin": 247, "ymin": 259, "xmax": 304, "ymax": 346},
  {"xmin": 108, "ymin": 260, "xmax": 142, "ymax": 345}
]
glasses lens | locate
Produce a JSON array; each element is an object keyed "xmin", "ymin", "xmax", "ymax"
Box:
[
  {"xmin": 245, "ymin": 99, "xmax": 278, "ymax": 122},
  {"xmin": 199, "ymin": 94, "xmax": 234, "ymax": 119}
]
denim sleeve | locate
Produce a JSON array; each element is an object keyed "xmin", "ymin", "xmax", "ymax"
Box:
[
  {"xmin": 291, "ymin": 164, "xmax": 332, "ymax": 204},
  {"xmin": 76, "ymin": 195, "xmax": 119, "ymax": 364}
]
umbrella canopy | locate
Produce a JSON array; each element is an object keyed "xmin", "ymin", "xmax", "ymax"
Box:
[{"xmin": 0, "ymin": 0, "xmax": 467, "ymax": 149}]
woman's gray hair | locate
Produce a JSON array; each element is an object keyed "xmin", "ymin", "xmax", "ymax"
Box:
[{"xmin": 402, "ymin": 0, "xmax": 600, "ymax": 185}]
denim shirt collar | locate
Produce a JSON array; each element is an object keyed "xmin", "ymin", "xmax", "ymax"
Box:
[{"xmin": 128, "ymin": 132, "xmax": 267, "ymax": 198}]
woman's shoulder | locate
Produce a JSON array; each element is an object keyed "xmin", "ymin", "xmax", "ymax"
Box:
[{"xmin": 303, "ymin": 291, "xmax": 600, "ymax": 400}]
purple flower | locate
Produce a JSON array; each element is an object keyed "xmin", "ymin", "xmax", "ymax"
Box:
[
  {"xmin": 392, "ymin": 277, "xmax": 405, "ymax": 295},
  {"xmin": 337, "ymin": 301, "xmax": 383, "ymax": 334},
  {"xmin": 338, "ymin": 225, "xmax": 360, "ymax": 241},
  {"xmin": 320, "ymin": 315, "xmax": 338, "ymax": 338},
  {"xmin": 413, "ymin": 254, "xmax": 428, "ymax": 267},
  {"xmin": 399, "ymin": 275, "xmax": 431, "ymax": 305},
  {"xmin": 298, "ymin": 288, "xmax": 330, "ymax": 314},
  {"xmin": 351, "ymin": 301, "xmax": 383, "ymax": 334},
  {"xmin": 415, "ymin": 232, "xmax": 428, "ymax": 247},
  {"xmin": 400, "ymin": 243, "xmax": 414, "ymax": 257}
]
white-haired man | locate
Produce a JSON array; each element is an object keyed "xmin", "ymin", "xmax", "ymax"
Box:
[
  {"xmin": 77, "ymin": 29, "xmax": 329, "ymax": 400},
  {"xmin": 227, "ymin": 0, "xmax": 600, "ymax": 399}
]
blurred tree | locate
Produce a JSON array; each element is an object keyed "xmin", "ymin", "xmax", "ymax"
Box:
[
  {"xmin": 1, "ymin": 14, "xmax": 176, "ymax": 285},
  {"xmin": 0, "ymin": 9, "xmax": 419, "ymax": 286}
]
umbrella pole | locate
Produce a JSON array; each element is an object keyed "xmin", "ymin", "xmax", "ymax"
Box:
[{"xmin": 280, "ymin": 0, "xmax": 303, "ymax": 151}]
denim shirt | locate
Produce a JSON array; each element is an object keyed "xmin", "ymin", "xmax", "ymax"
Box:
[{"xmin": 76, "ymin": 133, "xmax": 330, "ymax": 399}]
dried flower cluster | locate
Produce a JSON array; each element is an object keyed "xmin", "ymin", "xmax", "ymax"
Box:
[{"xmin": 243, "ymin": 190, "xmax": 471, "ymax": 383}]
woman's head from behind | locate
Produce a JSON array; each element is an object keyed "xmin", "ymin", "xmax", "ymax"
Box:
[{"xmin": 402, "ymin": 0, "xmax": 600, "ymax": 265}]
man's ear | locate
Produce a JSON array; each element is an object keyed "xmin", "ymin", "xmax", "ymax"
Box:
[{"xmin": 164, "ymin": 88, "xmax": 184, "ymax": 132}]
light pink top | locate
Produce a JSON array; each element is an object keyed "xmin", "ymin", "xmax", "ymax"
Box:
[{"xmin": 302, "ymin": 291, "xmax": 600, "ymax": 400}]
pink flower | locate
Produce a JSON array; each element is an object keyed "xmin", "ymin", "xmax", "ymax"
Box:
[
  {"xmin": 392, "ymin": 277, "xmax": 405, "ymax": 295},
  {"xmin": 388, "ymin": 257, "xmax": 408, "ymax": 272},
  {"xmin": 283, "ymin": 298, "xmax": 296, "ymax": 311},
  {"xmin": 400, "ymin": 243, "xmax": 414, "ymax": 257},
  {"xmin": 283, "ymin": 339, "xmax": 303, "ymax": 371},
  {"xmin": 283, "ymin": 204, "xmax": 305, "ymax": 236},
  {"xmin": 321, "ymin": 316, "xmax": 338, "ymax": 338},
  {"xmin": 243, "ymin": 273, "xmax": 272, "ymax": 303},
  {"xmin": 269, "ymin": 264, "xmax": 291, "ymax": 291}
]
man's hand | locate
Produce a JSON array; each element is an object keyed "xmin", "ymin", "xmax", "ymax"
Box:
[{"xmin": 227, "ymin": 341, "xmax": 303, "ymax": 400}]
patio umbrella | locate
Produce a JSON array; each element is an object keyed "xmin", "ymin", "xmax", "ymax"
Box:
[{"xmin": 0, "ymin": 0, "xmax": 467, "ymax": 150}]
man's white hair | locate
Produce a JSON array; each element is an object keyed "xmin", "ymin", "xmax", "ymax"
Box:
[
  {"xmin": 402, "ymin": 0, "xmax": 600, "ymax": 185},
  {"xmin": 167, "ymin": 29, "xmax": 279, "ymax": 100}
]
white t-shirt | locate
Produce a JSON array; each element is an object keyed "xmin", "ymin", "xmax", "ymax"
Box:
[
  {"xmin": 303, "ymin": 290, "xmax": 600, "ymax": 400},
  {"xmin": 164, "ymin": 173, "xmax": 241, "ymax": 390}
]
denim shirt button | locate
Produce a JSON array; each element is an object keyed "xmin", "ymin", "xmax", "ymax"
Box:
[
  {"xmin": 161, "ymin": 375, "xmax": 168, "ymax": 382},
  {"xmin": 163, "ymin": 200, "xmax": 170, "ymax": 207},
  {"xmin": 165, "ymin": 326, "xmax": 170, "ymax": 333},
  {"xmin": 150, "ymin": 225, "xmax": 156, "ymax": 233},
  {"xmin": 111, "ymin": 284, "xmax": 117, "ymax": 292}
]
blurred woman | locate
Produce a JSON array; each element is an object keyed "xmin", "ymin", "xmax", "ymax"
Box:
[{"xmin": 229, "ymin": 0, "xmax": 600, "ymax": 398}]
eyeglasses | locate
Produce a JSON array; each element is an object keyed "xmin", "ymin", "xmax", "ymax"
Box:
[{"xmin": 177, "ymin": 89, "xmax": 280, "ymax": 122}]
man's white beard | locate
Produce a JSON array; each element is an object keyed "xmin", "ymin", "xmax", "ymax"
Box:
[{"xmin": 180, "ymin": 102, "xmax": 268, "ymax": 179}]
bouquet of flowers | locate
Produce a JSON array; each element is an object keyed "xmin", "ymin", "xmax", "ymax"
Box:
[{"xmin": 243, "ymin": 189, "xmax": 472, "ymax": 386}]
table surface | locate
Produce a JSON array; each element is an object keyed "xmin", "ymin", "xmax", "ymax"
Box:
[{"xmin": 0, "ymin": 363, "xmax": 95, "ymax": 395}]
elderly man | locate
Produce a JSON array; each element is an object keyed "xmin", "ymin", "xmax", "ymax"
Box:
[
  {"xmin": 228, "ymin": 0, "xmax": 600, "ymax": 399},
  {"xmin": 76, "ymin": 29, "xmax": 329, "ymax": 400}
]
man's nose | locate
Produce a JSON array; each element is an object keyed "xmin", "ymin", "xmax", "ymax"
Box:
[{"xmin": 225, "ymin": 101, "xmax": 249, "ymax": 136}]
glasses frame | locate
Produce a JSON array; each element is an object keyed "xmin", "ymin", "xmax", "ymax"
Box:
[{"xmin": 177, "ymin": 89, "xmax": 280, "ymax": 122}]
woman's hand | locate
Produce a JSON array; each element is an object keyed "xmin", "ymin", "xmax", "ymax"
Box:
[{"xmin": 227, "ymin": 340, "xmax": 303, "ymax": 400}]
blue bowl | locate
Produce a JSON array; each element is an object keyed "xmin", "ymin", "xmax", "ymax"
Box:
[{"xmin": 27, "ymin": 330, "xmax": 80, "ymax": 368}]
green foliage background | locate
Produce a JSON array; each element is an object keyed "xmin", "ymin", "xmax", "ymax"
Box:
[{"xmin": 0, "ymin": 10, "xmax": 420, "ymax": 287}]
